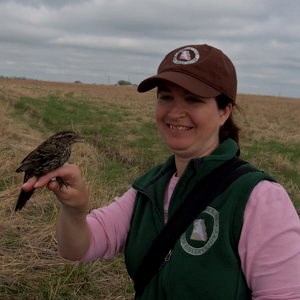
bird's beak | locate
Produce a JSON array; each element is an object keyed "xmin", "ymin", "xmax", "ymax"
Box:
[{"xmin": 76, "ymin": 135, "xmax": 85, "ymax": 142}]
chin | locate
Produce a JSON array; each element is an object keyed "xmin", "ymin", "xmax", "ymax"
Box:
[{"xmin": 168, "ymin": 145, "xmax": 191, "ymax": 154}]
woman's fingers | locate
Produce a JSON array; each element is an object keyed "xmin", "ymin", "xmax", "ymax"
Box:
[
  {"xmin": 22, "ymin": 176, "xmax": 38, "ymax": 191},
  {"xmin": 33, "ymin": 163, "xmax": 75, "ymax": 189},
  {"xmin": 20, "ymin": 163, "xmax": 88, "ymax": 209}
]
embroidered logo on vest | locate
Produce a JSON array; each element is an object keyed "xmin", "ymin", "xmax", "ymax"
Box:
[
  {"xmin": 190, "ymin": 219, "xmax": 207, "ymax": 241},
  {"xmin": 180, "ymin": 206, "xmax": 219, "ymax": 255}
]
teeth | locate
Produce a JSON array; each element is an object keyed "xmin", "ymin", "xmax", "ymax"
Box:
[{"xmin": 169, "ymin": 124, "xmax": 191, "ymax": 131}]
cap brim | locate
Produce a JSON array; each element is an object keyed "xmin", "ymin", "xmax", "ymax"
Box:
[{"xmin": 137, "ymin": 71, "xmax": 220, "ymax": 97}]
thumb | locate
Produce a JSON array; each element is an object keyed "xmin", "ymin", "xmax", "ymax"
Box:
[{"xmin": 47, "ymin": 177, "xmax": 60, "ymax": 192}]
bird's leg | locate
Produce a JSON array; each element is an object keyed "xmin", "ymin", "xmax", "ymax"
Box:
[{"xmin": 55, "ymin": 177, "xmax": 69, "ymax": 190}]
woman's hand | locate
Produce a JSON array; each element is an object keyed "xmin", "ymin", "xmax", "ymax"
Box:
[
  {"xmin": 22, "ymin": 163, "xmax": 89, "ymax": 212},
  {"xmin": 21, "ymin": 163, "xmax": 91, "ymax": 261}
]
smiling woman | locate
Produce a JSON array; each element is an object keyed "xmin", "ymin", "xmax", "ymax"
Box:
[
  {"xmin": 155, "ymin": 82, "xmax": 232, "ymax": 174},
  {"xmin": 20, "ymin": 44, "xmax": 300, "ymax": 300}
]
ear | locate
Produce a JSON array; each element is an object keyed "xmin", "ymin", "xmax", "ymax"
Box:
[{"xmin": 219, "ymin": 103, "xmax": 233, "ymax": 126}]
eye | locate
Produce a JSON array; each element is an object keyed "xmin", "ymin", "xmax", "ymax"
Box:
[
  {"xmin": 157, "ymin": 92, "xmax": 173, "ymax": 102},
  {"xmin": 185, "ymin": 95, "xmax": 205, "ymax": 103}
]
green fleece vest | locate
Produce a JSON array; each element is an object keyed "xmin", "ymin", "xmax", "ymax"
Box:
[{"xmin": 125, "ymin": 139, "xmax": 274, "ymax": 299}]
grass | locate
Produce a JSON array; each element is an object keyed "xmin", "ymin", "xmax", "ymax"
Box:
[
  {"xmin": 11, "ymin": 86, "xmax": 167, "ymax": 176},
  {"xmin": 0, "ymin": 78, "xmax": 299, "ymax": 299},
  {"xmin": 241, "ymin": 139, "xmax": 300, "ymax": 203}
]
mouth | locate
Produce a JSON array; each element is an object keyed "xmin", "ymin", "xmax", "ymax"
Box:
[{"xmin": 168, "ymin": 124, "xmax": 193, "ymax": 131}]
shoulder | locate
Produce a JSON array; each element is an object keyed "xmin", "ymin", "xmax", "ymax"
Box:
[
  {"xmin": 247, "ymin": 180, "xmax": 295, "ymax": 213},
  {"xmin": 132, "ymin": 163, "xmax": 165, "ymax": 189},
  {"xmin": 251, "ymin": 180, "xmax": 289, "ymax": 195},
  {"xmin": 132, "ymin": 156, "xmax": 176, "ymax": 190},
  {"xmin": 243, "ymin": 180, "xmax": 299, "ymax": 231}
]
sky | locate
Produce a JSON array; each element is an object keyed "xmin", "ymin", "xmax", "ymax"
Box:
[{"xmin": 1, "ymin": 0, "xmax": 299, "ymax": 98}]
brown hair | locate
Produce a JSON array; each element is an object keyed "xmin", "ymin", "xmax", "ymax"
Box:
[{"xmin": 216, "ymin": 94, "xmax": 240, "ymax": 145}]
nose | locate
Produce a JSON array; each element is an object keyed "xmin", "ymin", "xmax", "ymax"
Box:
[{"xmin": 168, "ymin": 98, "xmax": 186, "ymax": 119}]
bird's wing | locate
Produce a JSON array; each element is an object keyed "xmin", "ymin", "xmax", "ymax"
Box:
[{"xmin": 16, "ymin": 142, "xmax": 67, "ymax": 173}]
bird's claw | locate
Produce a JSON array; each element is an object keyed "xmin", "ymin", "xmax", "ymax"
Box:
[{"xmin": 55, "ymin": 177, "xmax": 69, "ymax": 190}]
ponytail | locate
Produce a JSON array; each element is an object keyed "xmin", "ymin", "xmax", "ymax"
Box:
[{"xmin": 216, "ymin": 94, "xmax": 240, "ymax": 145}]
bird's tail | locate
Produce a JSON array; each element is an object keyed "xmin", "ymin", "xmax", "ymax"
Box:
[{"xmin": 15, "ymin": 189, "xmax": 35, "ymax": 211}]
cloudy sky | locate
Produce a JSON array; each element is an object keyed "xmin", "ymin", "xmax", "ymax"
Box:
[{"xmin": 1, "ymin": 0, "xmax": 299, "ymax": 98}]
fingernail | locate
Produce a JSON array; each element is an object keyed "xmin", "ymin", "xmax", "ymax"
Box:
[
  {"xmin": 22, "ymin": 182, "xmax": 28, "ymax": 188},
  {"xmin": 33, "ymin": 182, "xmax": 40, "ymax": 188}
]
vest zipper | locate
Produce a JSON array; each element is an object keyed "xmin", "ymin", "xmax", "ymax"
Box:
[{"xmin": 159, "ymin": 249, "xmax": 173, "ymax": 270}]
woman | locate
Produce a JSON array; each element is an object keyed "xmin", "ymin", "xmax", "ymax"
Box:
[{"xmin": 23, "ymin": 44, "xmax": 300, "ymax": 299}]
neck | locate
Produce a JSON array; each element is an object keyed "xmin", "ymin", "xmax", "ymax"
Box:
[
  {"xmin": 174, "ymin": 156, "xmax": 191, "ymax": 177},
  {"xmin": 174, "ymin": 142, "xmax": 220, "ymax": 177}
]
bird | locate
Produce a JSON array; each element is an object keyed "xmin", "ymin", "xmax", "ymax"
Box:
[{"xmin": 15, "ymin": 130, "xmax": 83, "ymax": 211}]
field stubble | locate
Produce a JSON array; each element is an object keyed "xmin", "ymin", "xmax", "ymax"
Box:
[{"xmin": 0, "ymin": 79, "xmax": 299, "ymax": 299}]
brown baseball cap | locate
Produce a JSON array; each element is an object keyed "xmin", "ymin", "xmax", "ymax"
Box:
[{"xmin": 138, "ymin": 44, "xmax": 237, "ymax": 102}]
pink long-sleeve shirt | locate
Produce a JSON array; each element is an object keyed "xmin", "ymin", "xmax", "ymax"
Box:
[{"xmin": 82, "ymin": 179, "xmax": 300, "ymax": 299}]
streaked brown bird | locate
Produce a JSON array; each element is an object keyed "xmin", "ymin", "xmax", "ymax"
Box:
[{"xmin": 15, "ymin": 130, "xmax": 83, "ymax": 211}]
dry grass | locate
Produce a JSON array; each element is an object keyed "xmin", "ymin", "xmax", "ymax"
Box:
[
  {"xmin": 236, "ymin": 94, "xmax": 300, "ymax": 144},
  {"xmin": 0, "ymin": 78, "xmax": 299, "ymax": 299},
  {"xmin": 0, "ymin": 81, "xmax": 135, "ymax": 299}
]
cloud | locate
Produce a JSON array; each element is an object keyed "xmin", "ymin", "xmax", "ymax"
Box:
[{"xmin": 0, "ymin": 0, "xmax": 299, "ymax": 97}]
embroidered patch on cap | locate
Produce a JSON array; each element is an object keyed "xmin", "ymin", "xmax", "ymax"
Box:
[{"xmin": 173, "ymin": 47, "xmax": 200, "ymax": 65}]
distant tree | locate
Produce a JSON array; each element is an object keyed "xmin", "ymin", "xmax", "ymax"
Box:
[{"xmin": 117, "ymin": 80, "xmax": 132, "ymax": 86}]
